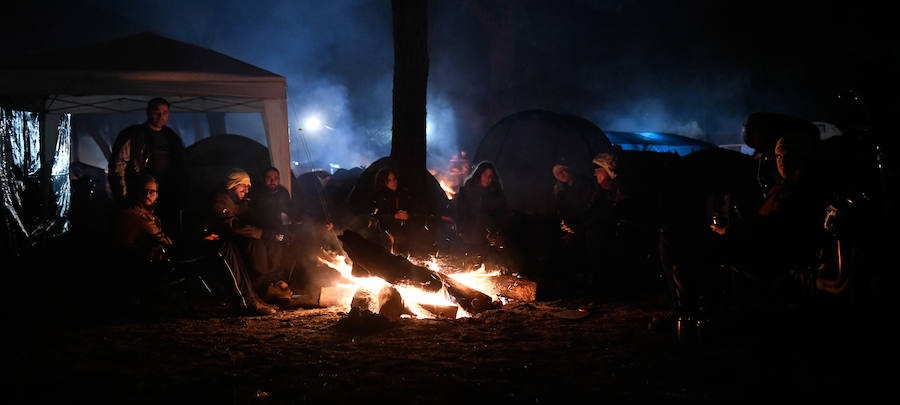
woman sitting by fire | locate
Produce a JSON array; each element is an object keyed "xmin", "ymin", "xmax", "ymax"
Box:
[
  {"xmin": 369, "ymin": 166, "xmax": 414, "ymax": 254},
  {"xmin": 455, "ymin": 161, "xmax": 508, "ymax": 253}
]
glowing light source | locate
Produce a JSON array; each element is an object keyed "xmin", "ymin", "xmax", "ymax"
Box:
[{"xmin": 304, "ymin": 116, "xmax": 323, "ymax": 132}]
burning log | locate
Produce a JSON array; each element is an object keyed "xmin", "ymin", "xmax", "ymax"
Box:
[
  {"xmin": 338, "ymin": 230, "xmax": 443, "ymax": 292},
  {"xmin": 435, "ymin": 273, "xmax": 498, "ymax": 314},
  {"xmin": 483, "ymin": 275, "xmax": 537, "ymax": 302},
  {"xmin": 319, "ymin": 284, "xmax": 358, "ymax": 307},
  {"xmin": 338, "ymin": 230, "xmax": 500, "ymax": 314},
  {"xmin": 415, "ymin": 303, "xmax": 459, "ymax": 318},
  {"xmin": 377, "ymin": 285, "xmax": 413, "ymax": 321}
]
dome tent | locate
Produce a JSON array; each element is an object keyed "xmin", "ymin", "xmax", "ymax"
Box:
[
  {"xmin": 182, "ymin": 134, "xmax": 272, "ymax": 231},
  {"xmin": 472, "ymin": 110, "xmax": 613, "ymax": 216}
]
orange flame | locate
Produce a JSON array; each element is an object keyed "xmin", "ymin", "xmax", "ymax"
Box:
[
  {"xmin": 317, "ymin": 253, "xmax": 503, "ymax": 319},
  {"xmin": 438, "ymin": 179, "xmax": 456, "ymax": 200}
]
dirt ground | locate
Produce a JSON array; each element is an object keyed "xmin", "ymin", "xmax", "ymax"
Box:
[
  {"xmin": 7, "ymin": 287, "xmax": 889, "ymax": 404},
  {"xmin": 4, "ymin": 230, "xmax": 891, "ymax": 404}
]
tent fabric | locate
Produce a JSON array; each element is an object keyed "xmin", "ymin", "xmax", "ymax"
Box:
[
  {"xmin": 473, "ymin": 109, "xmax": 613, "ymax": 215},
  {"xmin": 181, "ymin": 134, "xmax": 272, "ymax": 234},
  {"xmin": 1, "ymin": 108, "xmax": 71, "ymax": 256},
  {"xmin": 0, "ymin": 32, "xmax": 291, "ymax": 192}
]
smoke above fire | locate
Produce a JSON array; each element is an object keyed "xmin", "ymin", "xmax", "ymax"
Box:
[{"xmin": 6, "ymin": 0, "xmax": 884, "ymax": 173}]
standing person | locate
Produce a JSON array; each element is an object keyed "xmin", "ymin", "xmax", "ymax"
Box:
[
  {"xmin": 456, "ymin": 161, "xmax": 507, "ymax": 252},
  {"xmin": 109, "ymin": 97, "xmax": 186, "ymax": 237}
]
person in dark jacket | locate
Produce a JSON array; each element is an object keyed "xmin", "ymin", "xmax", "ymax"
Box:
[
  {"xmin": 552, "ymin": 161, "xmax": 597, "ymax": 241},
  {"xmin": 249, "ymin": 166, "xmax": 334, "ymax": 293},
  {"xmin": 109, "ymin": 97, "xmax": 186, "ymax": 237},
  {"xmin": 111, "ymin": 174, "xmax": 174, "ymax": 309},
  {"xmin": 711, "ymin": 136, "xmax": 822, "ymax": 283},
  {"xmin": 583, "ymin": 150, "xmax": 631, "ymax": 251},
  {"xmin": 250, "ymin": 167, "xmax": 302, "ymax": 230},
  {"xmin": 456, "ymin": 161, "xmax": 507, "ymax": 251},
  {"xmin": 210, "ymin": 168, "xmax": 290, "ymax": 313},
  {"xmin": 368, "ymin": 167, "xmax": 413, "ymax": 254}
]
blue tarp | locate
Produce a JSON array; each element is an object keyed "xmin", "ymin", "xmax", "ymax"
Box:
[{"xmin": 604, "ymin": 131, "xmax": 717, "ymax": 155}]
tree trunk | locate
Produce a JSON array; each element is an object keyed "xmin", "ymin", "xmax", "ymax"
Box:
[{"xmin": 390, "ymin": 0, "xmax": 429, "ymax": 202}]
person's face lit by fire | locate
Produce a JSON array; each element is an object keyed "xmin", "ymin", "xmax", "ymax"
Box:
[
  {"xmin": 386, "ymin": 172, "xmax": 398, "ymax": 191},
  {"xmin": 775, "ymin": 142, "xmax": 787, "ymax": 180},
  {"xmin": 554, "ymin": 167, "xmax": 571, "ymax": 185},
  {"xmin": 264, "ymin": 169, "xmax": 280, "ymax": 191},
  {"xmin": 146, "ymin": 103, "xmax": 169, "ymax": 131},
  {"xmin": 141, "ymin": 180, "xmax": 159, "ymax": 209},
  {"xmin": 593, "ymin": 166, "xmax": 609, "ymax": 186},
  {"xmin": 480, "ymin": 168, "xmax": 495, "ymax": 188},
  {"xmin": 231, "ymin": 183, "xmax": 250, "ymax": 200}
]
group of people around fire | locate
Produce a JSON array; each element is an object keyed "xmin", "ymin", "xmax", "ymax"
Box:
[
  {"xmin": 106, "ymin": 97, "xmax": 879, "ymax": 323},
  {"xmin": 107, "ymin": 98, "xmax": 521, "ymax": 317}
]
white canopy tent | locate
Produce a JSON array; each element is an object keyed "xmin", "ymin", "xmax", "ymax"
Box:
[{"xmin": 0, "ymin": 32, "xmax": 292, "ymax": 192}]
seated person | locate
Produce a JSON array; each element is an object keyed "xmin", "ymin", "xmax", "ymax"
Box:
[
  {"xmin": 111, "ymin": 174, "xmax": 175, "ymax": 308},
  {"xmin": 209, "ymin": 168, "xmax": 290, "ymax": 311},
  {"xmin": 249, "ymin": 166, "xmax": 302, "ymax": 230},
  {"xmin": 583, "ymin": 149, "xmax": 631, "ymax": 249},
  {"xmin": 711, "ymin": 136, "xmax": 822, "ymax": 283},
  {"xmin": 455, "ymin": 161, "xmax": 507, "ymax": 252},
  {"xmin": 249, "ymin": 166, "xmax": 332, "ymax": 294},
  {"xmin": 368, "ymin": 167, "xmax": 412, "ymax": 254},
  {"xmin": 552, "ymin": 161, "xmax": 597, "ymax": 241}
]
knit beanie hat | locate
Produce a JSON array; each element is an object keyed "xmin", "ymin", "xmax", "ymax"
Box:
[
  {"xmin": 592, "ymin": 152, "xmax": 618, "ymax": 180},
  {"xmin": 225, "ymin": 168, "xmax": 251, "ymax": 190}
]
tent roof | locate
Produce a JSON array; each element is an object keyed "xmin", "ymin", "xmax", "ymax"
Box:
[
  {"xmin": 0, "ymin": 32, "xmax": 286, "ymax": 113},
  {"xmin": 1, "ymin": 32, "xmax": 292, "ymax": 194}
]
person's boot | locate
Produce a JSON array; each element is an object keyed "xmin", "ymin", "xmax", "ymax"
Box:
[
  {"xmin": 246, "ymin": 299, "xmax": 277, "ymax": 316},
  {"xmin": 264, "ymin": 280, "xmax": 293, "ymax": 305}
]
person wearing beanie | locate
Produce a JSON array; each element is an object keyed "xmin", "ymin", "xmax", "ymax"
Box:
[{"xmin": 209, "ymin": 168, "xmax": 291, "ymax": 315}]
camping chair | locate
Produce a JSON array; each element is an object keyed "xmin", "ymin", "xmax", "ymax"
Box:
[{"xmin": 158, "ymin": 236, "xmax": 250, "ymax": 314}]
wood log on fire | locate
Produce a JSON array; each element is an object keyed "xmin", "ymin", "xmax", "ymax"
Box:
[
  {"xmin": 483, "ymin": 275, "xmax": 537, "ymax": 302},
  {"xmin": 319, "ymin": 284, "xmax": 358, "ymax": 307},
  {"xmin": 377, "ymin": 285, "xmax": 413, "ymax": 321},
  {"xmin": 338, "ymin": 230, "xmax": 443, "ymax": 292},
  {"xmin": 338, "ymin": 230, "xmax": 500, "ymax": 314},
  {"xmin": 435, "ymin": 273, "xmax": 499, "ymax": 314},
  {"xmin": 415, "ymin": 303, "xmax": 459, "ymax": 318}
]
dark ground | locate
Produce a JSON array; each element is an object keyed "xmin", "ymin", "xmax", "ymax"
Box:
[
  {"xmin": 3, "ymin": 228, "xmax": 893, "ymax": 404},
  {"xmin": 6, "ymin": 271, "xmax": 891, "ymax": 404}
]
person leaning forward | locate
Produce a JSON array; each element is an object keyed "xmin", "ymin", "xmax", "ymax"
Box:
[{"xmin": 211, "ymin": 168, "xmax": 292, "ymax": 306}]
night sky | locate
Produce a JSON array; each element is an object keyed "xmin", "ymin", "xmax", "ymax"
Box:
[{"xmin": 2, "ymin": 0, "xmax": 896, "ymax": 170}]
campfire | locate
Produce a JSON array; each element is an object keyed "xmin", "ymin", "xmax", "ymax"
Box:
[{"xmin": 315, "ymin": 230, "xmax": 536, "ymax": 320}]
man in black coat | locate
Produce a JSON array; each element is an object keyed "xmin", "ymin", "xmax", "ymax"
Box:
[{"xmin": 109, "ymin": 97, "xmax": 186, "ymax": 237}]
